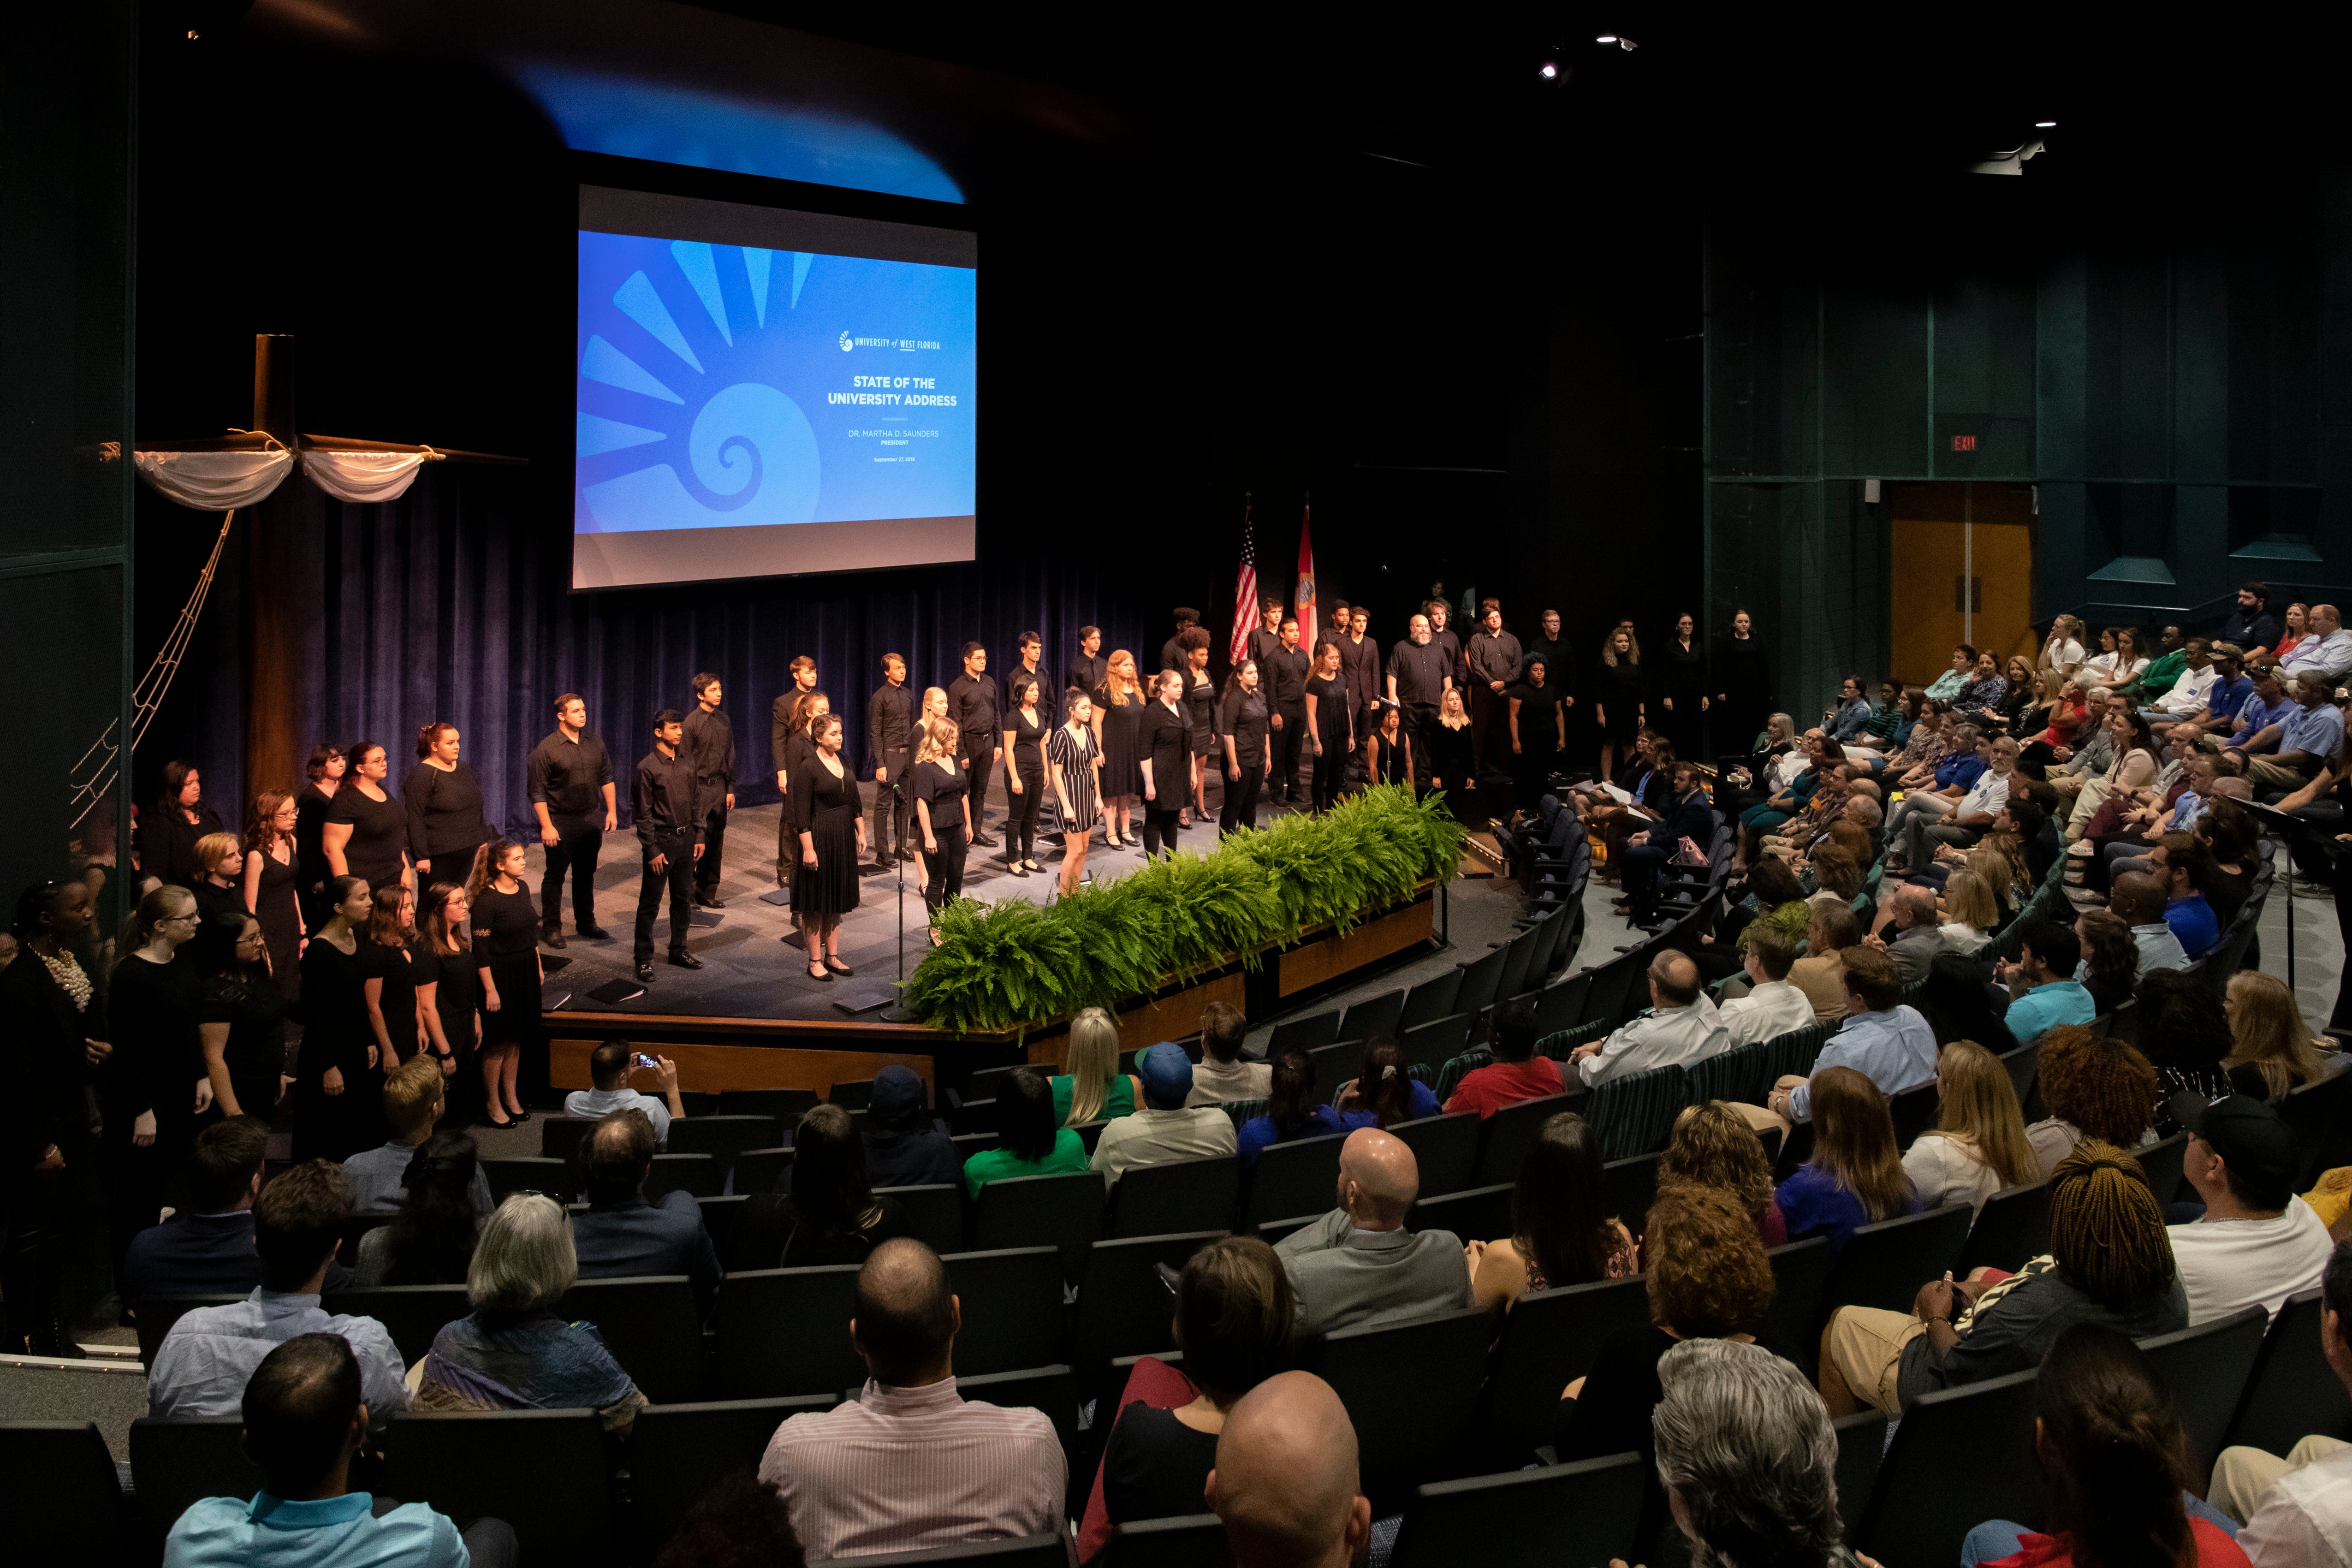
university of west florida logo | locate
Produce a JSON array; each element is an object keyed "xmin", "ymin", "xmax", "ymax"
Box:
[{"xmin": 839, "ymin": 331, "xmax": 854, "ymax": 352}]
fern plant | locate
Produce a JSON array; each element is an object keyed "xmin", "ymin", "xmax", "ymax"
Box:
[{"xmin": 901, "ymin": 784, "xmax": 1465, "ymax": 1033}]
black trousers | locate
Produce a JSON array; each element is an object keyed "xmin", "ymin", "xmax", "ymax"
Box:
[
  {"xmin": 960, "ymin": 743, "xmax": 995, "ymax": 837},
  {"xmin": 923, "ymin": 822, "xmax": 968, "ymax": 910},
  {"xmin": 1220, "ymin": 759, "xmax": 1265, "ymax": 832},
  {"xmin": 1406, "ymin": 702, "xmax": 1440, "ymax": 788},
  {"xmin": 540, "ymin": 813, "xmax": 602, "ymax": 932},
  {"xmin": 1005, "ymin": 766, "xmax": 1044, "ymax": 859},
  {"xmin": 868, "ymin": 754, "xmax": 912, "ymax": 856},
  {"xmin": 634, "ymin": 827, "xmax": 695, "ymax": 962},
  {"xmin": 1311, "ymin": 738, "xmax": 1347, "ymax": 812},
  {"xmin": 1142, "ymin": 802, "xmax": 1184, "ymax": 858},
  {"xmin": 693, "ymin": 804, "xmax": 728, "ymax": 899},
  {"xmin": 1470, "ymin": 684, "xmax": 1504, "ymax": 768},
  {"xmin": 1271, "ymin": 705, "xmax": 1306, "ymax": 801}
]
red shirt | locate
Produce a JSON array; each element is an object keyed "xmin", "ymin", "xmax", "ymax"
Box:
[
  {"xmin": 1442, "ymin": 1057, "xmax": 1566, "ymax": 1118},
  {"xmin": 1984, "ymin": 1523, "xmax": 2250, "ymax": 1568}
]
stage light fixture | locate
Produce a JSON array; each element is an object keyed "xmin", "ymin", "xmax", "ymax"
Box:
[
  {"xmin": 1595, "ymin": 34, "xmax": 1637, "ymax": 49},
  {"xmin": 1540, "ymin": 61, "xmax": 1558, "ymax": 78},
  {"xmin": 2035, "ymin": 119, "xmax": 2057, "ymax": 127}
]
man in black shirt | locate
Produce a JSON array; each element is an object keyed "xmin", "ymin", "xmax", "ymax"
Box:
[
  {"xmin": 867, "ymin": 653, "xmax": 918, "ymax": 869},
  {"xmin": 681, "ymin": 673, "xmax": 735, "ymax": 909},
  {"xmin": 631, "ymin": 709, "xmax": 705, "ymax": 983},
  {"xmin": 1426, "ymin": 599, "xmax": 1463, "ymax": 687},
  {"xmin": 771, "ymin": 656, "xmax": 818, "ymax": 887},
  {"xmin": 1314, "ymin": 598, "xmax": 1351, "ymax": 664},
  {"xmin": 1263, "ymin": 615, "xmax": 1312, "ymax": 805},
  {"xmin": 1386, "ymin": 613, "xmax": 1455, "ymax": 789},
  {"xmin": 527, "ymin": 693, "xmax": 617, "ymax": 944},
  {"xmin": 1339, "ymin": 606, "xmax": 1382, "ymax": 757},
  {"xmin": 1521, "ymin": 608, "xmax": 1568, "ymax": 697},
  {"xmin": 2222, "ymin": 581, "xmax": 2283, "ymax": 653},
  {"xmin": 1464, "ymin": 602, "xmax": 1525, "ymax": 770},
  {"xmin": 947, "ymin": 641, "xmax": 1002, "ymax": 848},
  {"xmin": 1245, "ymin": 598, "xmax": 1286, "ymax": 675},
  {"xmin": 1066, "ymin": 625, "xmax": 1107, "ymax": 702},
  {"xmin": 1160, "ymin": 606, "xmax": 1200, "ymax": 675}
]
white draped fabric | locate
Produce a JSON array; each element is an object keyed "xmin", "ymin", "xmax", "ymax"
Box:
[
  {"xmin": 302, "ymin": 448, "xmax": 432, "ymax": 504},
  {"xmin": 132, "ymin": 447, "xmax": 295, "ymax": 511}
]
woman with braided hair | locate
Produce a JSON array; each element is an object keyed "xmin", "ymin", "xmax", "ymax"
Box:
[{"xmin": 1818, "ymin": 1139, "xmax": 2187, "ymax": 1418}]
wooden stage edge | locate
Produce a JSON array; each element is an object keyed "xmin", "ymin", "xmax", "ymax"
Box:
[{"xmin": 546, "ymin": 885, "xmax": 1441, "ymax": 1095}]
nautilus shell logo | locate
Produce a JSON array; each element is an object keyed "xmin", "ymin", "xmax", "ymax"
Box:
[
  {"xmin": 839, "ymin": 331, "xmax": 854, "ymax": 352},
  {"xmin": 576, "ymin": 238, "xmax": 823, "ymax": 532}
]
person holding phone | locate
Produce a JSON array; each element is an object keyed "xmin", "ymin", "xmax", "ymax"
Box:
[{"xmin": 562, "ymin": 1038, "xmax": 687, "ymax": 1150}]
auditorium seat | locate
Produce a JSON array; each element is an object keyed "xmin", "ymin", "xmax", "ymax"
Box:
[
  {"xmin": 1754, "ymin": 1237, "xmax": 1834, "ymax": 1375},
  {"xmin": 2225, "ymin": 1287, "xmax": 2352, "ymax": 1456},
  {"xmin": 1475, "ymin": 1274, "xmax": 1651, "ymax": 1467},
  {"xmin": 2137, "ymin": 1304, "xmax": 2268, "ymax": 1491},
  {"xmin": 951, "ymin": 1363, "xmax": 1081, "ymax": 1455},
  {"xmin": 323, "ymin": 1283, "xmax": 470, "ymax": 1363},
  {"xmin": 1578, "ymin": 956, "xmax": 1642, "ymax": 1031},
  {"xmin": 1997, "ymin": 1039, "xmax": 2041, "ymax": 1115},
  {"xmin": 1388, "ymin": 1112, "xmax": 1480, "ymax": 1198},
  {"xmin": 644, "ymin": 1152, "xmax": 723, "ymax": 1200},
  {"xmin": 1685, "ymin": 1039, "xmax": 1770, "ymax": 1110},
  {"xmin": 1401, "ymin": 1012, "xmax": 1476, "ymax": 1073},
  {"xmin": 1854, "ymin": 1368, "xmax": 2043, "ymax": 1566},
  {"xmin": 735, "ymin": 1146, "xmax": 792, "ymax": 1194},
  {"xmin": 630, "ymin": 1394, "xmax": 838, "ymax": 1565},
  {"xmin": 1585, "ymin": 1064, "xmax": 1690, "ymax": 1161},
  {"xmin": 1831, "ymin": 1411, "xmax": 1889, "ymax": 1540},
  {"xmin": 710, "ymin": 1264, "xmax": 866, "ymax": 1396},
  {"xmin": 539, "ymin": 1117, "xmax": 594, "ymax": 1162},
  {"xmin": 1473, "ymin": 1093, "xmax": 1576, "ymax": 1187},
  {"xmin": 1534, "ymin": 971, "xmax": 1595, "ymax": 1040},
  {"xmin": 1245, "ymin": 1132, "xmax": 1347, "ymax": 1229},
  {"xmin": 882, "ymin": 1183, "xmax": 965, "ymax": 1256},
  {"xmin": 960, "ymin": 1065, "xmax": 1020, "ymax": 1103},
  {"xmin": 952, "ymin": 1131, "xmax": 996, "ymax": 1165},
  {"xmin": 2136, "ymin": 1130, "xmax": 2190, "ymax": 1208},
  {"xmin": 1072, "ymin": 1231, "xmax": 1224, "ymax": 1392},
  {"xmin": 1408, "ymin": 1181, "xmax": 1511, "ymax": 1245},
  {"xmin": 717, "ymin": 1087, "xmax": 819, "ymax": 1123},
  {"xmin": 1317, "ymin": 1305, "xmax": 1491, "ymax": 1510},
  {"xmin": 2279, "ymin": 1064, "xmax": 2352, "ymax": 1184},
  {"xmin": 1399, "ymin": 969, "xmax": 1463, "ymax": 1033},
  {"xmin": 1390, "ymin": 1451, "xmax": 1645, "ymax": 1568},
  {"xmin": 483, "ymin": 1154, "xmax": 573, "ymax": 1204},
  {"xmin": 1452, "ymin": 943, "xmax": 1509, "ymax": 1021},
  {"xmin": 1956, "ymin": 1182, "xmax": 2051, "ymax": 1276},
  {"xmin": 1493, "ymin": 925, "xmax": 1541, "ymax": 1007},
  {"xmin": 1075, "ymin": 1120, "xmax": 1110, "ymax": 1156},
  {"xmin": 1600, "ymin": 1151, "xmax": 1663, "ymax": 1229},
  {"xmin": 0, "ymin": 1420, "xmax": 132, "ymax": 1568},
  {"xmin": 337, "ymin": 1211, "xmax": 396, "ymax": 1268},
  {"xmin": 1343, "ymin": 988, "xmax": 1406, "ymax": 1043},
  {"xmin": 1099, "ymin": 1514, "xmax": 1227, "ymax": 1567},
  {"xmin": 829, "ymin": 1078, "xmax": 877, "ymax": 1110},
  {"xmin": 1888, "ymin": 1081, "xmax": 1941, "ymax": 1147},
  {"xmin": 952, "ymin": 1097, "xmax": 999, "ymax": 1136},
  {"xmin": 939, "ymin": 1247, "xmax": 1065, "ymax": 1375},
  {"xmin": 1308, "ymin": 1040, "xmax": 1369, "ymax": 1107},
  {"xmin": 1110, "ymin": 1154, "xmax": 1240, "ymax": 1238},
  {"xmin": 664, "ymin": 1115, "xmax": 783, "ymax": 1182},
  {"xmin": 1253, "ymin": 1212, "xmax": 1324, "ymax": 1249},
  {"xmin": 130, "ymin": 1415, "xmax": 265, "ymax": 1557},
  {"xmin": 561, "ymin": 1274, "xmax": 704, "ymax": 1403},
  {"xmin": 1269, "ymin": 1010, "xmax": 1344, "ymax": 1054},
  {"xmin": 807, "ymin": 1533, "xmax": 1075, "ymax": 1566},
  {"xmin": 970, "ymin": 1170, "xmax": 1107, "ymax": 1284},
  {"xmin": 136, "ymin": 1293, "xmax": 244, "ymax": 1367},
  {"xmin": 1817, "ymin": 1205, "xmax": 1973, "ymax": 1328},
  {"xmin": 697, "ymin": 1193, "xmax": 747, "ymax": 1254},
  {"xmin": 380, "ymin": 1408, "xmax": 618, "ymax": 1565}
]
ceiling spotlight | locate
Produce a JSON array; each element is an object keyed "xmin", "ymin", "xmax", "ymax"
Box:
[
  {"xmin": 1539, "ymin": 61, "xmax": 1558, "ymax": 78},
  {"xmin": 2035, "ymin": 120, "xmax": 2057, "ymax": 128},
  {"xmin": 1595, "ymin": 34, "xmax": 1637, "ymax": 49},
  {"xmin": 1596, "ymin": 34, "xmax": 1616, "ymax": 42}
]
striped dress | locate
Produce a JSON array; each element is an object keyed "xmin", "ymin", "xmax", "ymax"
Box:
[{"xmin": 1047, "ymin": 723, "xmax": 1101, "ymax": 834}]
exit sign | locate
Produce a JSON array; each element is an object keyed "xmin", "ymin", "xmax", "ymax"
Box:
[{"xmin": 1951, "ymin": 434, "xmax": 1978, "ymax": 451}]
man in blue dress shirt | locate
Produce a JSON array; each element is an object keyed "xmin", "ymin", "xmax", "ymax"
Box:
[
  {"xmin": 1738, "ymin": 946, "xmax": 1937, "ymax": 1134},
  {"xmin": 162, "ymin": 1333, "xmax": 515, "ymax": 1568},
  {"xmin": 2242, "ymin": 671, "xmax": 2347, "ymax": 801},
  {"xmin": 1995, "ymin": 921, "xmax": 2097, "ymax": 1043}
]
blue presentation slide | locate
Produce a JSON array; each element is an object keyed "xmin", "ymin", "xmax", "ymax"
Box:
[{"xmin": 573, "ymin": 229, "xmax": 976, "ymax": 551}]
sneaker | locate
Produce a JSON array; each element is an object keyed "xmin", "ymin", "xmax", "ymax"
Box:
[{"xmin": 2293, "ymin": 879, "xmax": 2336, "ymax": 900}]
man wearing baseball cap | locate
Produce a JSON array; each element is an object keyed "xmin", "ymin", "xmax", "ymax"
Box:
[
  {"xmin": 1090, "ymin": 1042, "xmax": 1236, "ymax": 1186},
  {"xmin": 2166, "ymin": 1092, "xmax": 2334, "ymax": 1325}
]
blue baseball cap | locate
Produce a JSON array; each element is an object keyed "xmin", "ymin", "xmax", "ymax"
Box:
[{"xmin": 1137, "ymin": 1043, "xmax": 1194, "ymax": 1108}]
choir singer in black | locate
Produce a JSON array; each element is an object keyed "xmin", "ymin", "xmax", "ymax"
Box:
[
  {"xmin": 1066, "ymin": 625, "xmax": 1107, "ymax": 705},
  {"xmin": 1465, "ymin": 600, "xmax": 1523, "ymax": 770},
  {"xmin": 631, "ymin": 709, "xmax": 704, "ymax": 985},
  {"xmin": 1264, "ymin": 614, "xmax": 1311, "ymax": 805},
  {"xmin": 1218, "ymin": 659, "xmax": 1274, "ymax": 832},
  {"xmin": 527, "ymin": 694, "xmax": 616, "ymax": 946},
  {"xmin": 867, "ymin": 653, "xmax": 917, "ymax": 870},
  {"xmin": 1385, "ymin": 612, "xmax": 1454, "ymax": 789},
  {"xmin": 683, "ymin": 672, "xmax": 736, "ymax": 909},
  {"xmin": 948, "ymin": 642, "xmax": 1001, "ymax": 848}
]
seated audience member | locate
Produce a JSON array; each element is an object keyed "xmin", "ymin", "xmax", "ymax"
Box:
[
  {"xmin": 2112, "ymin": 872, "xmax": 2192, "ymax": 975},
  {"xmin": 2198, "ymin": 800, "xmax": 2260, "ymax": 928},
  {"xmin": 1102, "ymin": 1237, "xmax": 1294, "ymax": 1529},
  {"xmin": 2147, "ymin": 830, "xmax": 2224, "ymax": 959},
  {"xmin": 730, "ymin": 1105, "xmax": 912, "ymax": 1271},
  {"xmin": 1717, "ymin": 930, "xmax": 1816, "ymax": 1047},
  {"xmin": 2139, "ymin": 970, "xmax": 2238, "ymax": 1135},
  {"xmin": 1997, "ymin": 921, "xmax": 2097, "ymax": 1043},
  {"xmin": 1238, "ymin": 1046, "xmax": 1354, "ymax": 1166},
  {"xmin": 161, "ymin": 1333, "xmax": 517, "ymax": 1568},
  {"xmin": 1960, "ymin": 1325, "xmax": 2245, "ymax": 1568},
  {"xmin": 1902, "ymin": 736, "xmax": 2019, "ymax": 872},
  {"xmin": 1333, "ymin": 1037, "xmax": 1442, "ymax": 1127},
  {"xmin": 652, "ymin": 1474, "xmax": 805, "ymax": 1568},
  {"xmin": 1188, "ymin": 1000, "xmax": 1272, "ymax": 1105},
  {"xmin": 1912, "ymin": 950, "xmax": 2020, "ymax": 1055},
  {"xmin": 2167, "ymin": 1093, "xmax": 2334, "ymax": 1324},
  {"xmin": 1875, "ymin": 885, "xmax": 1946, "ymax": 986},
  {"xmin": 2241, "ymin": 670, "xmax": 2345, "ymax": 800},
  {"xmin": 123, "ymin": 1116, "xmax": 276, "ymax": 1299},
  {"xmin": 1093, "ymin": 1042, "xmax": 1241, "ymax": 1185},
  {"xmin": 1443, "ymin": 996, "xmax": 1567, "ymax": 1116},
  {"xmin": 414, "ymin": 1193, "xmax": 646, "ymax": 1431},
  {"xmin": 1467, "ymin": 1112, "xmax": 1637, "ymax": 1310},
  {"xmin": 1789, "ymin": 903, "xmax": 1864, "ymax": 1022},
  {"xmin": 759, "ymin": 1240, "xmax": 1066, "ymax": 1559},
  {"xmin": 1207, "ymin": 1372, "xmax": 1372, "ymax": 1568},
  {"xmin": 1748, "ymin": 948, "xmax": 1936, "ymax": 1133},
  {"xmin": 861, "ymin": 1065, "xmax": 960, "ymax": 1188},
  {"xmin": 1556, "ymin": 1186, "xmax": 1776, "ymax": 1486},
  {"xmin": 149, "ymin": 1161, "xmax": 408, "ymax": 1420},
  {"xmin": 563, "ymin": 1039, "xmax": 686, "ymax": 1148},
  {"xmin": 1273, "ymin": 1128, "xmax": 1473, "ymax": 1336},
  {"xmin": 1936, "ymin": 869, "xmax": 2002, "ymax": 952},
  {"xmin": 1614, "ymin": 760, "xmax": 1719, "ymax": 924},
  {"xmin": 2223, "ymin": 972, "xmax": 2328, "ymax": 1102},
  {"xmin": 355, "ymin": 1132, "xmax": 480, "ymax": 1286},
  {"xmin": 1052, "ymin": 1005, "xmax": 1144, "ymax": 1127},
  {"xmin": 1651, "ymin": 1339, "xmax": 1862, "ymax": 1568},
  {"xmin": 571, "ymin": 1108, "xmax": 722, "ymax": 1315},
  {"xmin": 342, "ymin": 1052, "xmax": 493, "ymax": 1216},
  {"xmin": 1819, "ymin": 1140, "xmax": 2186, "ymax": 1418},
  {"xmin": 1660, "ymin": 1101, "xmax": 1790, "ymax": 1248},
  {"xmin": 961, "ymin": 1066, "xmax": 1090, "ymax": 1196},
  {"xmin": 2208, "ymin": 1240, "xmax": 2352, "ymax": 1556},
  {"xmin": 1904, "ymin": 1041, "xmax": 2041, "ymax": 1212},
  {"xmin": 2027, "ymin": 1027, "xmax": 2159, "ymax": 1175},
  {"xmin": 2074, "ymin": 908, "xmax": 2142, "ymax": 1013},
  {"xmin": 1774, "ymin": 1067, "xmax": 1920, "ymax": 1255},
  {"xmin": 1568, "ymin": 950, "xmax": 1730, "ymax": 1087}
]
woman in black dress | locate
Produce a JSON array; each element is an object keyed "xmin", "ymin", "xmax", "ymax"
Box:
[
  {"xmin": 323, "ymin": 740, "xmax": 411, "ymax": 896},
  {"xmin": 1593, "ymin": 628, "xmax": 1645, "ymax": 782},
  {"xmin": 190, "ymin": 911, "xmax": 285, "ymax": 1126},
  {"xmin": 467, "ymin": 840, "xmax": 540, "ymax": 1128},
  {"xmin": 242, "ymin": 790, "xmax": 304, "ymax": 1005},
  {"xmin": 295, "ymin": 875, "xmax": 385, "ymax": 1162},
  {"xmin": 1712, "ymin": 609, "xmax": 1774, "ymax": 757},
  {"xmin": 1094, "ymin": 649, "xmax": 1146, "ymax": 849},
  {"xmin": 912, "ymin": 718, "xmax": 970, "ymax": 940},
  {"xmin": 1048, "ymin": 689, "xmax": 1103, "ymax": 898},
  {"xmin": 1508, "ymin": 655, "xmax": 1568, "ymax": 805},
  {"xmin": 1217, "ymin": 659, "xmax": 1273, "ymax": 833},
  {"xmin": 140, "ymin": 760, "xmax": 228, "ymax": 891},
  {"xmin": 1139, "ymin": 670, "xmax": 1194, "ymax": 859},
  {"xmin": 364, "ymin": 879, "xmax": 422, "ymax": 1072},
  {"xmin": 1304, "ymin": 641, "xmax": 1353, "ymax": 814},
  {"xmin": 1366, "ymin": 701, "xmax": 1414, "ymax": 789},
  {"xmin": 1179, "ymin": 626, "xmax": 1217, "ymax": 827},
  {"xmin": 412, "ymin": 882, "xmax": 481, "ymax": 1124},
  {"xmin": 294, "ymin": 743, "xmax": 346, "ymax": 934},
  {"xmin": 1654, "ymin": 612, "xmax": 1709, "ymax": 762},
  {"xmin": 404, "ymin": 721, "xmax": 493, "ymax": 885},
  {"xmin": 190, "ymin": 832, "xmax": 248, "ymax": 929},
  {"xmin": 778, "ymin": 694, "xmax": 830, "ymax": 929},
  {"xmin": 792, "ymin": 712, "xmax": 867, "ymax": 982},
  {"xmin": 106, "ymin": 885, "xmax": 208, "ymax": 1279},
  {"xmin": 999, "ymin": 676, "xmax": 1050, "ymax": 877}
]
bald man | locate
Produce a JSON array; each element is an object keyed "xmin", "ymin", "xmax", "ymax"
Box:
[
  {"xmin": 1567, "ymin": 950, "xmax": 1731, "ymax": 1087},
  {"xmin": 1208, "ymin": 1372, "xmax": 1372, "ymax": 1568},
  {"xmin": 1271, "ymin": 1128, "xmax": 1473, "ymax": 1337}
]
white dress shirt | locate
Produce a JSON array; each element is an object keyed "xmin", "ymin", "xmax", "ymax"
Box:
[
  {"xmin": 2282, "ymin": 626, "xmax": 2352, "ymax": 683},
  {"xmin": 1717, "ymin": 978, "xmax": 1815, "ymax": 1049},
  {"xmin": 2240, "ymin": 1439, "xmax": 2352, "ymax": 1568},
  {"xmin": 1576, "ymin": 996, "xmax": 1732, "ymax": 1087},
  {"xmin": 2154, "ymin": 665, "xmax": 2220, "ymax": 717}
]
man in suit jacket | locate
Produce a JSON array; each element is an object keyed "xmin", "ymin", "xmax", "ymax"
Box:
[
  {"xmin": 1272, "ymin": 1128, "xmax": 1472, "ymax": 1338},
  {"xmin": 570, "ymin": 1109, "xmax": 722, "ymax": 1317},
  {"xmin": 1877, "ymin": 885, "xmax": 1944, "ymax": 986}
]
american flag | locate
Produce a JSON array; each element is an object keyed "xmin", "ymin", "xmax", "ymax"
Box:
[{"xmin": 1228, "ymin": 501, "xmax": 1259, "ymax": 664}]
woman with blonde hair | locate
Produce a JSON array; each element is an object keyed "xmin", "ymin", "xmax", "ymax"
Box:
[
  {"xmin": 912, "ymin": 715, "xmax": 971, "ymax": 939},
  {"xmin": 2223, "ymin": 971, "xmax": 2328, "ymax": 1101},
  {"xmin": 1094, "ymin": 649, "xmax": 1146, "ymax": 848},
  {"xmin": 1775, "ymin": 1066, "xmax": 1920, "ymax": 1253},
  {"xmin": 1939, "ymin": 869, "xmax": 1998, "ymax": 950},
  {"xmin": 1050, "ymin": 1005, "xmax": 1144, "ymax": 1127},
  {"xmin": 1659, "ymin": 1100, "xmax": 1789, "ymax": 1247},
  {"xmin": 190, "ymin": 830, "xmax": 249, "ymax": 930},
  {"xmin": 1903, "ymin": 1041, "xmax": 2040, "ymax": 1211},
  {"xmin": 1594, "ymin": 627, "xmax": 1644, "ymax": 781},
  {"xmin": 2039, "ymin": 613, "xmax": 2086, "ymax": 676}
]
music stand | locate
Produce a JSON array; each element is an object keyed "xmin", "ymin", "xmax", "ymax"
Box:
[{"xmin": 2243, "ymin": 799, "xmax": 2343, "ymax": 995}]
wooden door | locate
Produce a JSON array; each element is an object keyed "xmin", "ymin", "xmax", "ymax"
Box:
[{"xmin": 1887, "ymin": 483, "xmax": 2037, "ymax": 687}]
